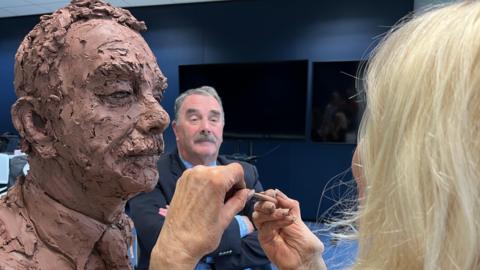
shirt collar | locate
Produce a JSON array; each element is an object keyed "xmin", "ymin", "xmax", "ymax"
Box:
[
  {"xmin": 22, "ymin": 178, "xmax": 107, "ymax": 269},
  {"xmin": 179, "ymin": 154, "xmax": 217, "ymax": 169}
]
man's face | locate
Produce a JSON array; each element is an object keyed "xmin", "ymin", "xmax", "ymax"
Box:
[
  {"xmin": 173, "ymin": 94, "xmax": 224, "ymax": 165},
  {"xmin": 55, "ymin": 19, "xmax": 169, "ymax": 195}
]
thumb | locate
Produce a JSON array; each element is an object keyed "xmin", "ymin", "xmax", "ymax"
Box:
[
  {"xmin": 220, "ymin": 189, "xmax": 251, "ymax": 230},
  {"xmin": 223, "ymin": 163, "xmax": 246, "ymax": 191}
]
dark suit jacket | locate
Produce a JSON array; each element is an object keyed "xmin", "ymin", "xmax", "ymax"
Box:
[{"xmin": 127, "ymin": 151, "xmax": 271, "ymax": 270}]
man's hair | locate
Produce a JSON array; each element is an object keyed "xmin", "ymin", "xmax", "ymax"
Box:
[
  {"xmin": 349, "ymin": 2, "xmax": 480, "ymax": 269},
  {"xmin": 174, "ymin": 86, "xmax": 224, "ymax": 122},
  {"xmin": 14, "ymin": 0, "xmax": 146, "ymax": 101}
]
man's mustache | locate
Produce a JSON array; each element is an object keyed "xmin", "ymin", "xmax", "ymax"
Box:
[{"xmin": 194, "ymin": 133, "xmax": 216, "ymax": 144}]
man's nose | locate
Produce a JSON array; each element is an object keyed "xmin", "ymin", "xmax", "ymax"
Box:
[
  {"xmin": 199, "ymin": 119, "xmax": 212, "ymax": 134},
  {"xmin": 137, "ymin": 97, "xmax": 170, "ymax": 135}
]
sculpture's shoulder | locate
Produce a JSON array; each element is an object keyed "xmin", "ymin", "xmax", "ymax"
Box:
[{"xmin": 0, "ymin": 184, "xmax": 39, "ymax": 269}]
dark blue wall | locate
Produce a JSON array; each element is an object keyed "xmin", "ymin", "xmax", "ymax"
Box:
[{"xmin": 0, "ymin": 0, "xmax": 412, "ymax": 220}]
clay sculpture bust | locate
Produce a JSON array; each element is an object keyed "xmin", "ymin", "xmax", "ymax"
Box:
[{"xmin": 0, "ymin": 0, "xmax": 170, "ymax": 268}]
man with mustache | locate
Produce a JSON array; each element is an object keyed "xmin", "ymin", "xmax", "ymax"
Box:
[{"xmin": 128, "ymin": 86, "xmax": 271, "ymax": 270}]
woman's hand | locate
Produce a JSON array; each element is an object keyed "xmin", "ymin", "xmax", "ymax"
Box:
[
  {"xmin": 253, "ymin": 189, "xmax": 326, "ymax": 270},
  {"xmin": 150, "ymin": 163, "xmax": 251, "ymax": 270}
]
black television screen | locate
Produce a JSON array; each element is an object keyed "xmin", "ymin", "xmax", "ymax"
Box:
[
  {"xmin": 311, "ymin": 60, "xmax": 366, "ymax": 143},
  {"xmin": 179, "ymin": 60, "xmax": 308, "ymax": 139}
]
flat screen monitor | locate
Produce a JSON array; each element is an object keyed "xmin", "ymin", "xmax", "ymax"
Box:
[
  {"xmin": 311, "ymin": 60, "xmax": 366, "ymax": 143},
  {"xmin": 179, "ymin": 60, "xmax": 308, "ymax": 139}
]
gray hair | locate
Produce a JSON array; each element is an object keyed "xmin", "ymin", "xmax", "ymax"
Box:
[{"xmin": 174, "ymin": 86, "xmax": 224, "ymax": 122}]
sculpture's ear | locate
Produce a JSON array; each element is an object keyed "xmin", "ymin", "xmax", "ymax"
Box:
[{"xmin": 11, "ymin": 97, "xmax": 57, "ymax": 158}]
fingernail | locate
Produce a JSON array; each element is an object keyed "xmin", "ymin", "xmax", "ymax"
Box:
[
  {"xmin": 288, "ymin": 215, "xmax": 297, "ymax": 222},
  {"xmin": 247, "ymin": 189, "xmax": 255, "ymax": 200},
  {"xmin": 267, "ymin": 203, "xmax": 276, "ymax": 211},
  {"xmin": 280, "ymin": 208, "xmax": 290, "ymax": 216},
  {"xmin": 275, "ymin": 189, "xmax": 287, "ymax": 199}
]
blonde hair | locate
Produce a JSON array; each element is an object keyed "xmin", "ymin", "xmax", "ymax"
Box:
[{"xmin": 354, "ymin": 1, "xmax": 480, "ymax": 269}]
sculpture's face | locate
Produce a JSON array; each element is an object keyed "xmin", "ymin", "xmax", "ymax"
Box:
[{"xmin": 56, "ymin": 19, "xmax": 169, "ymax": 194}]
